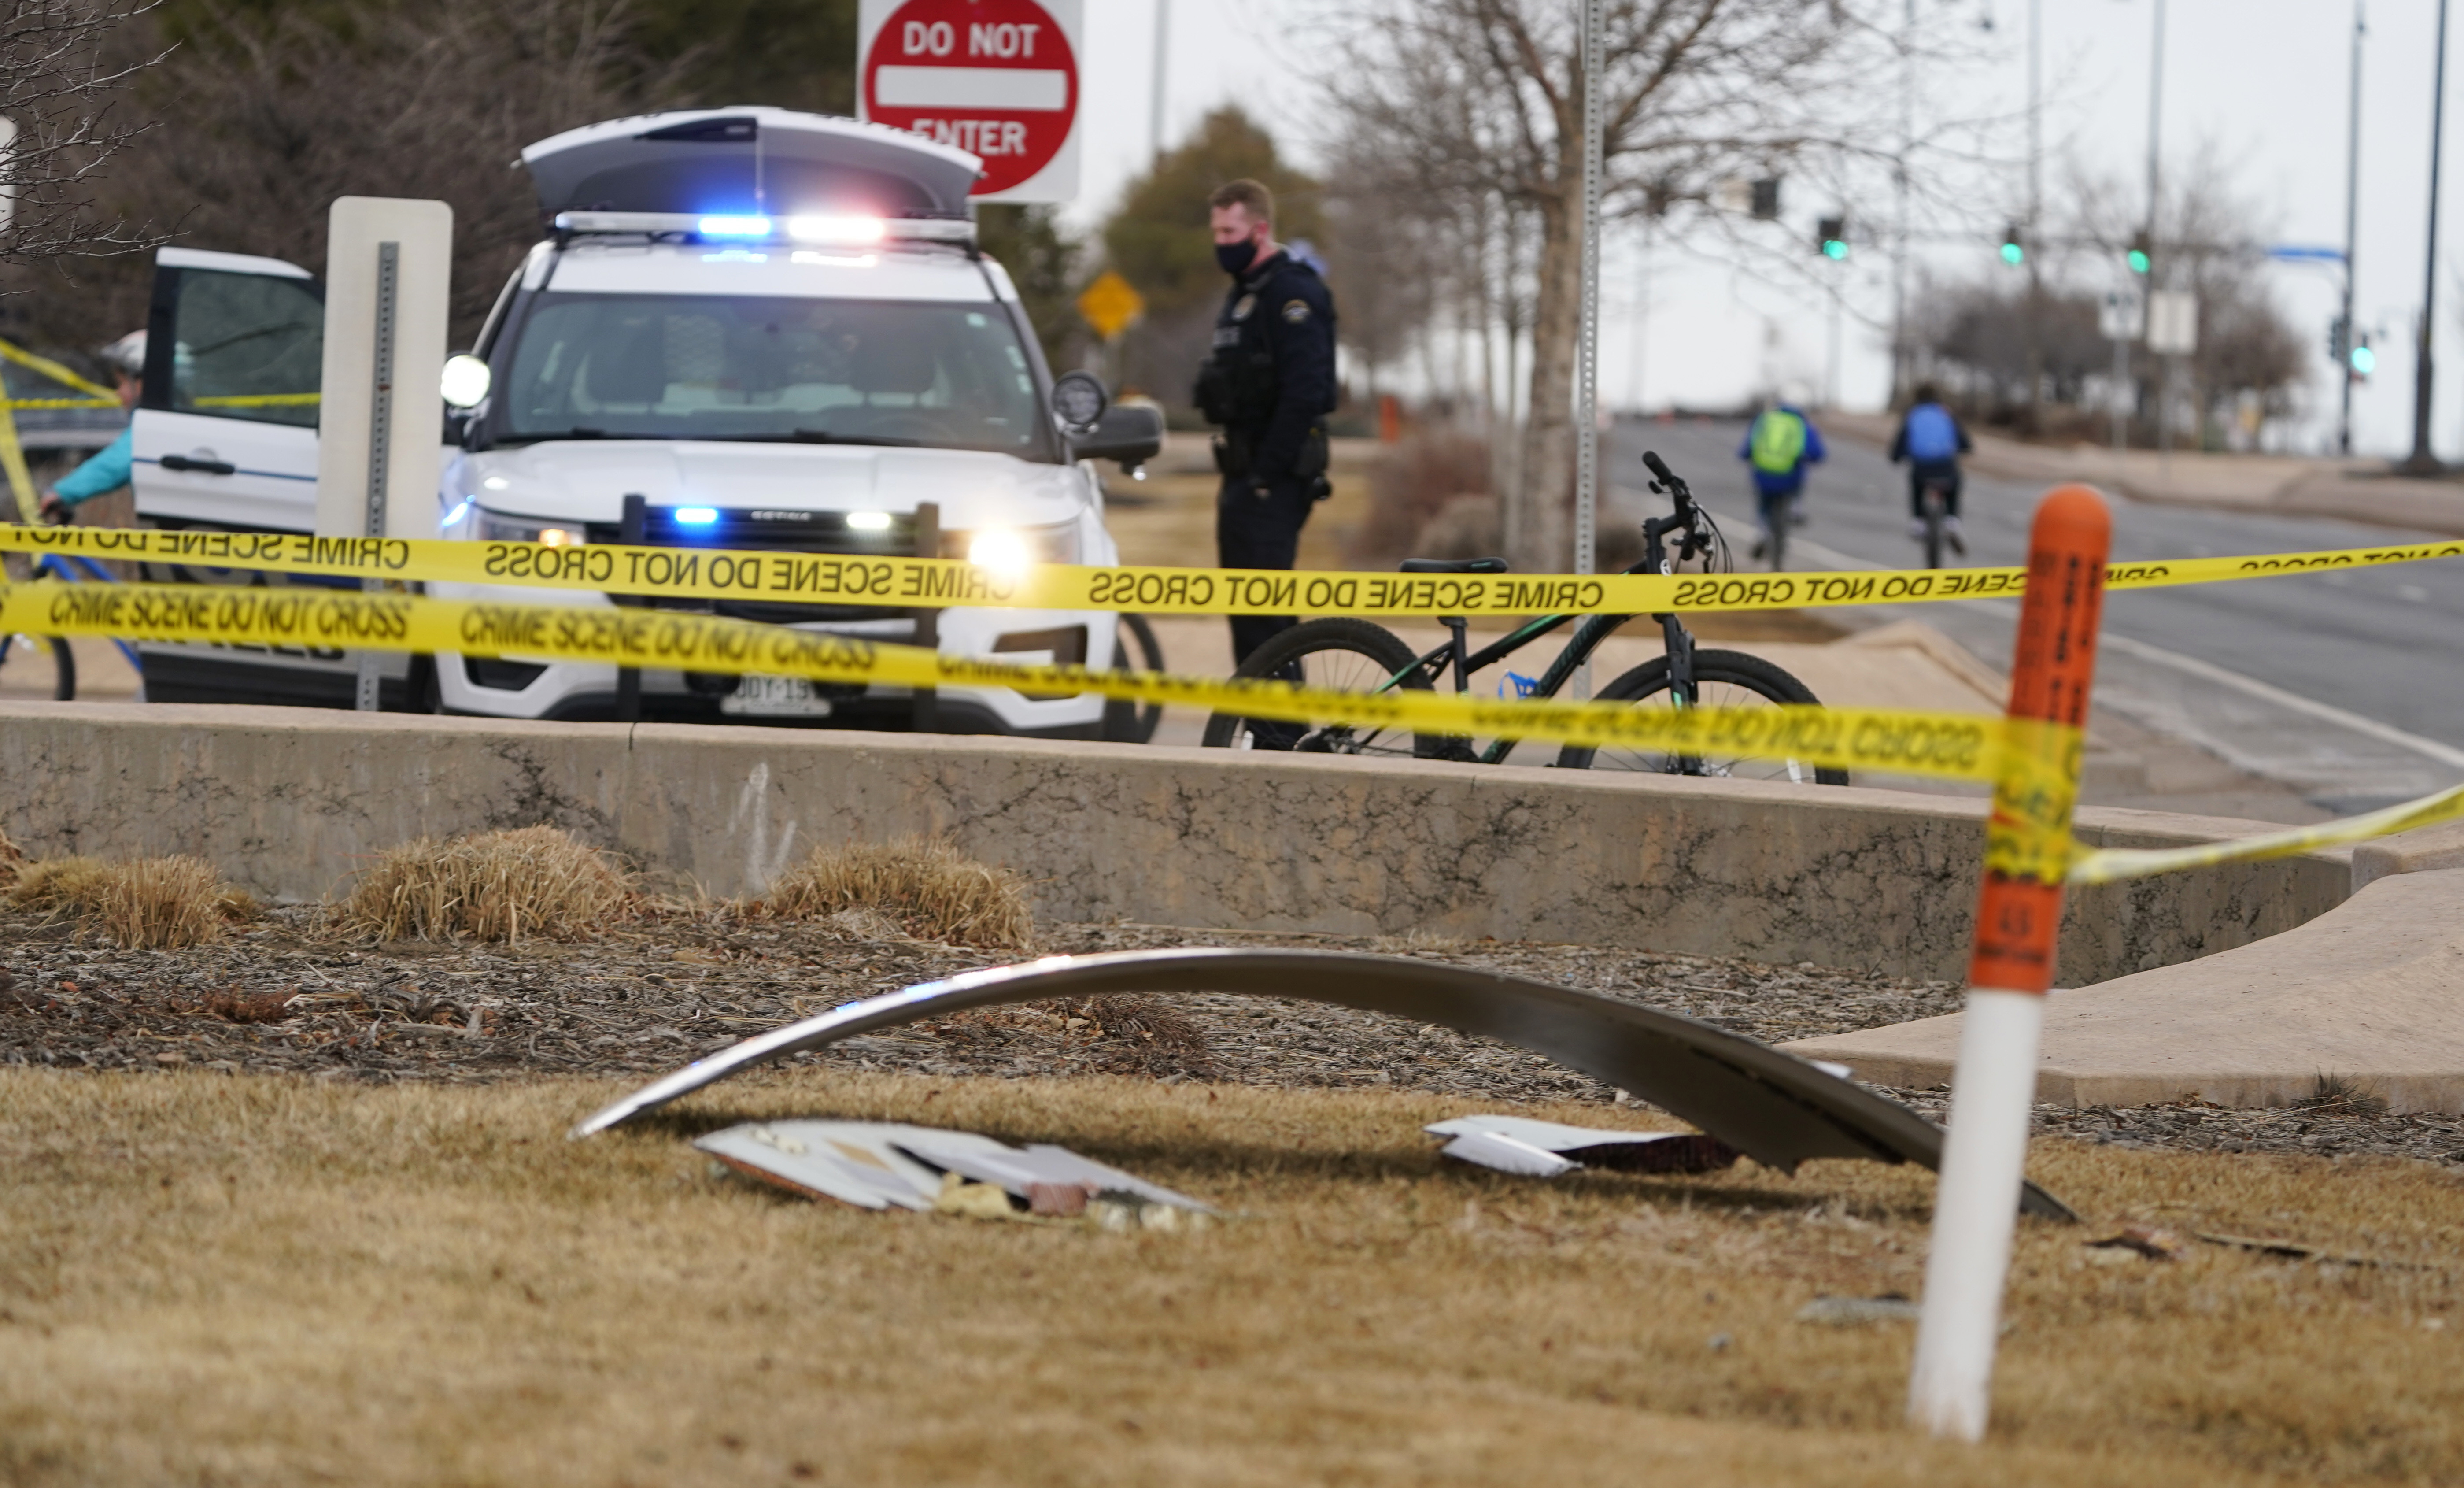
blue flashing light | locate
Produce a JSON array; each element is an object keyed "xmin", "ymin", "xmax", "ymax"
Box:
[
  {"xmin": 698, "ymin": 215, "xmax": 773, "ymax": 239},
  {"xmin": 673, "ymin": 507, "xmax": 720, "ymax": 526}
]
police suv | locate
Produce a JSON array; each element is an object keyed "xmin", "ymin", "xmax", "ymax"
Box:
[{"xmin": 127, "ymin": 107, "xmax": 1160, "ymax": 735}]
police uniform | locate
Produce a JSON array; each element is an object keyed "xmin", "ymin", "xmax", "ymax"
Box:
[{"xmin": 1194, "ymin": 249, "xmax": 1337, "ymax": 664}]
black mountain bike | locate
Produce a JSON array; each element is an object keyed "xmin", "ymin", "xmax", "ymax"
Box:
[{"xmin": 1200, "ymin": 451, "xmax": 1848, "ymax": 785}]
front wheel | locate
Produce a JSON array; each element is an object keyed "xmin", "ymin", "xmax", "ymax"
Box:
[
  {"xmin": 1555, "ymin": 649, "xmax": 1847, "ymax": 785},
  {"xmin": 1200, "ymin": 617, "xmax": 1437, "ymax": 755},
  {"xmin": 0, "ymin": 633, "xmax": 74, "ymax": 701}
]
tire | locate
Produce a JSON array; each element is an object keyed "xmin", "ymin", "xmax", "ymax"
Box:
[
  {"xmin": 1100, "ymin": 612, "xmax": 1167, "ymax": 744},
  {"xmin": 1199, "ymin": 616, "xmax": 1436, "ymax": 755},
  {"xmin": 0, "ymin": 632, "xmax": 74, "ymax": 701},
  {"xmin": 1768, "ymin": 519, "xmax": 1788, "ymax": 574},
  {"xmin": 1555, "ymin": 649, "xmax": 1848, "ymax": 785},
  {"xmin": 1922, "ymin": 489, "xmax": 1946, "ymax": 570}
]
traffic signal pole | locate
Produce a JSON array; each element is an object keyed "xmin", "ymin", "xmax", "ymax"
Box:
[
  {"xmin": 2341, "ymin": 1, "xmax": 2365, "ymax": 457},
  {"xmin": 2407, "ymin": 0, "xmax": 2449, "ymax": 475}
]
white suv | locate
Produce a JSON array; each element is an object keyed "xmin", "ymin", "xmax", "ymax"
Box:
[{"xmin": 127, "ymin": 107, "xmax": 1159, "ymax": 737}]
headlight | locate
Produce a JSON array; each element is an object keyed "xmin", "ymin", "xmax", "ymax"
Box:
[
  {"xmin": 960, "ymin": 520, "xmax": 1078, "ymax": 580},
  {"xmin": 480, "ymin": 513, "xmax": 584, "ymax": 546}
]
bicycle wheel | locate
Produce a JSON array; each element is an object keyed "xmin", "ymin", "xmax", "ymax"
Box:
[
  {"xmin": 0, "ymin": 632, "xmax": 74, "ymax": 701},
  {"xmin": 1768, "ymin": 516, "xmax": 1788, "ymax": 573},
  {"xmin": 1100, "ymin": 613, "xmax": 1167, "ymax": 744},
  {"xmin": 1555, "ymin": 649, "xmax": 1847, "ymax": 785},
  {"xmin": 1922, "ymin": 489, "xmax": 1946, "ymax": 570},
  {"xmin": 1200, "ymin": 617, "xmax": 1436, "ymax": 755}
]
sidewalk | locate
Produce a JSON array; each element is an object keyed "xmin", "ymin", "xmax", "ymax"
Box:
[{"xmin": 1823, "ymin": 410, "xmax": 2464, "ymax": 537}]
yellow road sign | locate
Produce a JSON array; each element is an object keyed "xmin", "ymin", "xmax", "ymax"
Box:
[{"xmin": 1076, "ymin": 269, "xmax": 1145, "ymax": 342}]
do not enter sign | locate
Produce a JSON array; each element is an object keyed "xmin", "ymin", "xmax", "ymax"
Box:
[{"xmin": 858, "ymin": 0, "xmax": 1082, "ymax": 202}]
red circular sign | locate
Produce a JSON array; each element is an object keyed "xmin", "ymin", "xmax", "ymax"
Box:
[{"xmin": 863, "ymin": 0, "xmax": 1077, "ymax": 197}]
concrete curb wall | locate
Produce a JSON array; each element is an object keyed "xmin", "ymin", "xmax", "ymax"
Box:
[
  {"xmin": 1783, "ymin": 870, "xmax": 2464, "ymax": 1113},
  {"xmin": 0, "ymin": 702, "xmax": 2349, "ymax": 985}
]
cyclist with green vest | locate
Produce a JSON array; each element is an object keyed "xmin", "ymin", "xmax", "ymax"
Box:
[{"xmin": 1736, "ymin": 398, "xmax": 1825, "ymax": 566}]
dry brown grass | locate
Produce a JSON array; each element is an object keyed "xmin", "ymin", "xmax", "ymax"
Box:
[
  {"xmin": 334, "ymin": 825, "xmax": 637, "ymax": 944},
  {"xmin": 2, "ymin": 1067, "xmax": 2460, "ymax": 1486},
  {"xmin": 0, "ymin": 824, "xmax": 25, "ymax": 893},
  {"xmin": 746, "ymin": 835, "xmax": 1034, "ymax": 949},
  {"xmin": 5, "ymin": 854, "xmax": 252, "ymax": 948}
]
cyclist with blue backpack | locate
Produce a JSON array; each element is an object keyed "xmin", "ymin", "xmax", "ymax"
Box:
[
  {"xmin": 1888, "ymin": 383, "xmax": 1973, "ymax": 557},
  {"xmin": 1736, "ymin": 397, "xmax": 1825, "ymax": 566}
]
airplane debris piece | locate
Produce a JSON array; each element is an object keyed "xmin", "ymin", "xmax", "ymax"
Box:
[
  {"xmin": 694, "ymin": 1120, "xmax": 1213, "ymax": 1220},
  {"xmin": 1426, "ymin": 1114, "xmax": 1741, "ymax": 1177},
  {"xmin": 578, "ymin": 949, "xmax": 2075, "ymax": 1221}
]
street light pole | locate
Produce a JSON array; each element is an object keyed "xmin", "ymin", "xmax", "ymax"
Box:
[
  {"xmin": 1573, "ymin": 0, "xmax": 1604, "ymax": 699},
  {"xmin": 2024, "ymin": 0, "xmax": 2044, "ymax": 429},
  {"xmin": 1148, "ymin": 0, "xmax": 1171, "ymax": 165},
  {"xmin": 2146, "ymin": 0, "xmax": 2168, "ymax": 458},
  {"xmin": 2408, "ymin": 0, "xmax": 2450, "ymax": 474},
  {"xmin": 2342, "ymin": 1, "xmax": 2366, "ymax": 457},
  {"xmin": 1891, "ymin": 0, "xmax": 1914, "ymax": 407}
]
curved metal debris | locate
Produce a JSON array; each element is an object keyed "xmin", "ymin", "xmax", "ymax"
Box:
[{"xmin": 570, "ymin": 948, "xmax": 2074, "ymax": 1221}]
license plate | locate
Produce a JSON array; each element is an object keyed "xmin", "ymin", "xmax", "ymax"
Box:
[{"xmin": 720, "ymin": 675, "xmax": 835, "ymax": 717}]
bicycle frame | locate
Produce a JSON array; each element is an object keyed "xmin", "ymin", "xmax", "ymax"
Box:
[
  {"xmin": 1346, "ymin": 457, "xmax": 1715, "ymax": 763},
  {"xmin": 23, "ymin": 550, "xmax": 143, "ymax": 670}
]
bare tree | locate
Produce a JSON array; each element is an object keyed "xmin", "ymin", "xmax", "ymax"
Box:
[
  {"xmin": 13, "ymin": 0, "xmax": 681, "ymax": 353},
  {"xmin": 0, "ymin": 0, "xmax": 165, "ymax": 274},
  {"xmin": 1320, "ymin": 0, "xmax": 1897, "ymax": 570}
]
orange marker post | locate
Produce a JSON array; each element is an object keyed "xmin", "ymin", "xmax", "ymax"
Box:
[{"xmin": 1908, "ymin": 485, "xmax": 2110, "ymax": 1443}]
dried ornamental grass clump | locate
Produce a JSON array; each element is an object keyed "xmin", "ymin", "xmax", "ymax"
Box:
[
  {"xmin": 7, "ymin": 854, "xmax": 254, "ymax": 948},
  {"xmin": 0, "ymin": 825, "xmax": 25, "ymax": 892},
  {"xmin": 749, "ymin": 836, "xmax": 1034, "ymax": 949},
  {"xmin": 338, "ymin": 825, "xmax": 636, "ymax": 944}
]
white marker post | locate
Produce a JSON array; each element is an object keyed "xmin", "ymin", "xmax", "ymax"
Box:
[
  {"xmin": 316, "ymin": 197, "xmax": 452, "ymax": 711},
  {"xmin": 1908, "ymin": 485, "xmax": 2111, "ymax": 1441}
]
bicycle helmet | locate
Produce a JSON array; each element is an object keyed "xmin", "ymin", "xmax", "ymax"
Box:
[{"xmin": 99, "ymin": 330, "xmax": 145, "ymax": 378}]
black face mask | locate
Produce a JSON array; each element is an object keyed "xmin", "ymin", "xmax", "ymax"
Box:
[{"xmin": 1215, "ymin": 239, "xmax": 1260, "ymax": 277}]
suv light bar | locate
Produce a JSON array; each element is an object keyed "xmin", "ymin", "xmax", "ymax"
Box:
[{"xmin": 550, "ymin": 210, "xmax": 975, "ymax": 245}]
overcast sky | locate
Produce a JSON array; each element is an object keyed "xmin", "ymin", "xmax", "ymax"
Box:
[{"xmin": 1059, "ymin": 0, "xmax": 2454, "ymax": 458}]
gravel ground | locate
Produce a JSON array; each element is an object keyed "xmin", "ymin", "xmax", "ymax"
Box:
[{"xmin": 4, "ymin": 907, "xmax": 2459, "ymax": 1170}]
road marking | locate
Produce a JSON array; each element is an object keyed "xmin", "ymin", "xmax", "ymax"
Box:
[{"xmin": 1785, "ymin": 535, "xmax": 2464, "ymax": 775}]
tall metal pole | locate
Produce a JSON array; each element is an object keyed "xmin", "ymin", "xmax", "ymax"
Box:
[
  {"xmin": 2023, "ymin": 0, "xmax": 2044, "ymax": 426},
  {"xmin": 1891, "ymin": 0, "xmax": 1914, "ymax": 406},
  {"xmin": 2147, "ymin": 0, "xmax": 2169, "ymax": 459},
  {"xmin": 1572, "ymin": 0, "xmax": 1604, "ymax": 699},
  {"xmin": 2409, "ymin": 0, "xmax": 2449, "ymax": 473},
  {"xmin": 2342, "ymin": 1, "xmax": 2366, "ymax": 456},
  {"xmin": 1148, "ymin": 0, "xmax": 1171, "ymax": 164}
]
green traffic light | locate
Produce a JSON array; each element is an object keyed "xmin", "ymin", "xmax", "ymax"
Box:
[
  {"xmin": 2000, "ymin": 242, "xmax": 2024, "ymax": 266},
  {"xmin": 2127, "ymin": 249, "xmax": 2150, "ymax": 274},
  {"xmin": 1823, "ymin": 240, "xmax": 1848, "ymax": 261},
  {"xmin": 2350, "ymin": 345, "xmax": 2376, "ymax": 376}
]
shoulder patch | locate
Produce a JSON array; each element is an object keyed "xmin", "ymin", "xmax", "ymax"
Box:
[
  {"xmin": 1231, "ymin": 293, "xmax": 1257, "ymax": 321},
  {"xmin": 1281, "ymin": 299, "xmax": 1311, "ymax": 323}
]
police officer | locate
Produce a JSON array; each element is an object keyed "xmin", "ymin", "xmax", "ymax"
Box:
[{"xmin": 1194, "ymin": 178, "xmax": 1336, "ymax": 667}]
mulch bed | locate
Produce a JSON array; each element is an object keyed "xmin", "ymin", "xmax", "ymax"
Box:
[{"xmin": 5, "ymin": 908, "xmax": 2459, "ymax": 1169}]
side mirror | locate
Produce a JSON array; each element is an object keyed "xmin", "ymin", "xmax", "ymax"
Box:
[
  {"xmin": 440, "ymin": 352, "xmax": 492, "ymax": 409},
  {"xmin": 1049, "ymin": 369, "xmax": 1108, "ymax": 434},
  {"xmin": 1070, "ymin": 403, "xmax": 1164, "ymax": 474}
]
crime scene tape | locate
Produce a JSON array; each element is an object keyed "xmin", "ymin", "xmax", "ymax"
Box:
[
  {"xmin": 2, "ymin": 522, "xmax": 2457, "ymax": 619},
  {"xmin": 0, "ymin": 337, "xmax": 118, "ymax": 402},
  {"xmin": 0, "ymin": 578, "xmax": 2014, "ymax": 782},
  {"xmin": 2067, "ymin": 781, "xmax": 2464, "ymax": 886}
]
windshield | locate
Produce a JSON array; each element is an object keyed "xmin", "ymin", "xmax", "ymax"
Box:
[{"xmin": 492, "ymin": 292, "xmax": 1049, "ymax": 455}]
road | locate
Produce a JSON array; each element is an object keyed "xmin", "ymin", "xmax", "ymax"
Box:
[{"xmin": 1607, "ymin": 416, "xmax": 2464, "ymax": 813}]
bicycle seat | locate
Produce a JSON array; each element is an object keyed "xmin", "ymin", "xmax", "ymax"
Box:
[{"xmin": 1398, "ymin": 557, "xmax": 1509, "ymax": 574}]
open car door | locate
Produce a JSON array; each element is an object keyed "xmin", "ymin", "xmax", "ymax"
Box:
[{"xmin": 131, "ymin": 247, "xmax": 321, "ymax": 532}]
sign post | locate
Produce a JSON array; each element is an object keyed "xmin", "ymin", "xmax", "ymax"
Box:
[
  {"xmin": 316, "ymin": 196, "xmax": 451, "ymax": 711},
  {"xmin": 857, "ymin": 0, "xmax": 1082, "ymax": 204}
]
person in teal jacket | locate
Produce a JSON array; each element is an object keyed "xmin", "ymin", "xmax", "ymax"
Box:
[{"xmin": 38, "ymin": 331, "xmax": 144, "ymax": 519}]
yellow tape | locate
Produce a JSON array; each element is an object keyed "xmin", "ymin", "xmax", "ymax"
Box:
[
  {"xmin": 2069, "ymin": 782, "xmax": 2464, "ymax": 886},
  {"xmin": 0, "ymin": 337, "xmax": 118, "ymax": 402},
  {"xmin": 190, "ymin": 393, "xmax": 321, "ymax": 407},
  {"xmin": 1981, "ymin": 717, "xmax": 2086, "ymax": 885},
  {"xmin": 0, "ymin": 579, "xmax": 2006, "ymax": 782},
  {"xmin": 1, "ymin": 398, "xmax": 120, "ymax": 410},
  {"xmin": 0, "ymin": 523, "xmax": 2456, "ymax": 619}
]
